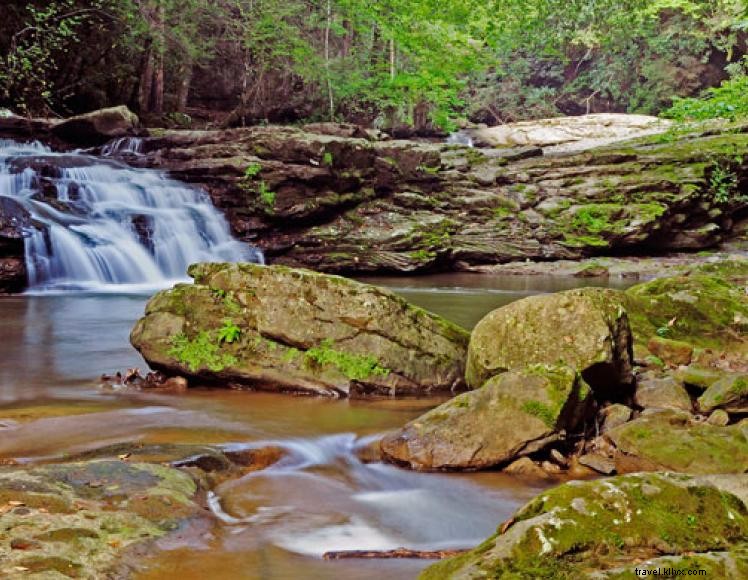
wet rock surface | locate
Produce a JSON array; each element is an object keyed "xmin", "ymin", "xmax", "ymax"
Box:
[
  {"xmin": 0, "ymin": 460, "xmax": 200, "ymax": 579},
  {"xmin": 0, "ymin": 196, "xmax": 31, "ymax": 293}
]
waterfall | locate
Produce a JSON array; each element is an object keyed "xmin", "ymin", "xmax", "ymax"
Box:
[
  {"xmin": 446, "ymin": 131, "xmax": 474, "ymax": 147},
  {"xmin": 0, "ymin": 139, "xmax": 262, "ymax": 292}
]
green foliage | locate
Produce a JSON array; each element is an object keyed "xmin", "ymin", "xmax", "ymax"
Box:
[
  {"xmin": 664, "ymin": 75, "xmax": 748, "ymax": 121},
  {"xmin": 304, "ymin": 338, "xmax": 390, "ymax": 381},
  {"xmin": 2, "ymin": 0, "xmax": 747, "ymax": 127},
  {"xmin": 168, "ymin": 331, "xmax": 237, "ymax": 372},
  {"xmin": 656, "ymin": 325, "xmax": 672, "ymax": 338},
  {"xmin": 257, "ymin": 181, "xmax": 275, "ymax": 207},
  {"xmin": 322, "ymin": 151, "xmax": 333, "ymax": 166},
  {"xmin": 216, "ymin": 319, "xmax": 241, "ymax": 344},
  {"xmin": 0, "ymin": 1, "xmax": 96, "ymax": 114},
  {"xmin": 244, "ymin": 162, "xmax": 262, "ymax": 179},
  {"xmin": 572, "ymin": 206, "xmax": 613, "ymax": 234},
  {"xmin": 708, "ymin": 160, "xmax": 740, "ymax": 204}
]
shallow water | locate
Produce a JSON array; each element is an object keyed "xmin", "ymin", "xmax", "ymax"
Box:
[{"xmin": 0, "ymin": 274, "xmax": 626, "ymax": 579}]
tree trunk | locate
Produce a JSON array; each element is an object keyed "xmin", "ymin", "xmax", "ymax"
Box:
[
  {"xmin": 152, "ymin": 1, "xmax": 165, "ymax": 115},
  {"xmin": 138, "ymin": 46, "xmax": 155, "ymax": 114},
  {"xmin": 176, "ymin": 59, "xmax": 192, "ymax": 112},
  {"xmin": 389, "ymin": 38, "xmax": 396, "ymax": 80},
  {"xmin": 325, "ymin": 0, "xmax": 335, "ymax": 120}
]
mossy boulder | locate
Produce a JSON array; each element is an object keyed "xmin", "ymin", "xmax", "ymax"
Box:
[
  {"xmin": 466, "ymin": 287, "xmax": 634, "ymax": 399},
  {"xmin": 130, "ymin": 263, "xmax": 469, "ymax": 397},
  {"xmin": 624, "ymin": 259, "xmax": 748, "ymax": 351},
  {"xmin": 421, "ymin": 473, "xmax": 748, "ymax": 579},
  {"xmin": 606, "ymin": 410, "xmax": 748, "ymax": 474},
  {"xmin": 698, "ymin": 373, "xmax": 748, "ymax": 413},
  {"xmin": 381, "ymin": 365, "xmax": 592, "ymax": 470},
  {"xmin": 0, "ymin": 460, "xmax": 199, "ymax": 579}
]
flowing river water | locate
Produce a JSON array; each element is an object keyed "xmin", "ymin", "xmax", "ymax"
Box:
[{"xmin": 0, "ymin": 275, "xmax": 631, "ymax": 579}]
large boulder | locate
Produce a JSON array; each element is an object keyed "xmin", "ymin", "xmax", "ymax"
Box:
[
  {"xmin": 606, "ymin": 410, "xmax": 748, "ymax": 474},
  {"xmin": 466, "ymin": 287, "xmax": 634, "ymax": 399},
  {"xmin": 624, "ymin": 259, "xmax": 748, "ymax": 352},
  {"xmin": 381, "ymin": 365, "xmax": 592, "ymax": 470},
  {"xmin": 130, "ymin": 263, "xmax": 469, "ymax": 397},
  {"xmin": 421, "ymin": 472, "xmax": 748, "ymax": 579},
  {"xmin": 52, "ymin": 106, "xmax": 139, "ymax": 146}
]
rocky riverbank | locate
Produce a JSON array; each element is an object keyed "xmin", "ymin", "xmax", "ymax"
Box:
[
  {"xmin": 121, "ymin": 117, "xmax": 748, "ymax": 275},
  {"xmin": 2, "ymin": 108, "xmax": 747, "ymax": 292},
  {"xmin": 124, "ymin": 257, "xmax": 748, "ymax": 577}
]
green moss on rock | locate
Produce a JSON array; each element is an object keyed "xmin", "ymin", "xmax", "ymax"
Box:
[{"xmin": 421, "ymin": 473, "xmax": 748, "ymax": 579}]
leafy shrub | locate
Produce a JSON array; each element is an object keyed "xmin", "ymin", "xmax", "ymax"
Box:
[{"xmin": 663, "ymin": 75, "xmax": 748, "ymax": 122}]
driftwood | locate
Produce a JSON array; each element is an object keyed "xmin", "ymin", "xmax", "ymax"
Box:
[{"xmin": 323, "ymin": 547, "xmax": 469, "ymax": 560}]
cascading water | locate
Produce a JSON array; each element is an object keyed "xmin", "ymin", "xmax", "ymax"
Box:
[{"xmin": 0, "ymin": 139, "xmax": 262, "ymax": 292}]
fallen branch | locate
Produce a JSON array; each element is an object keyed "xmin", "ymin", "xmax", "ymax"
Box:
[{"xmin": 323, "ymin": 547, "xmax": 469, "ymax": 560}]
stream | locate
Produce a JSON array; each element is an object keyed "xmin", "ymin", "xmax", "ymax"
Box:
[
  {"xmin": 0, "ymin": 137, "xmax": 633, "ymax": 578},
  {"xmin": 0, "ymin": 275, "xmax": 631, "ymax": 579}
]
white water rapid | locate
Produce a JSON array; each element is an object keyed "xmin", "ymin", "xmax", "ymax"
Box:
[{"xmin": 0, "ymin": 139, "xmax": 262, "ymax": 292}]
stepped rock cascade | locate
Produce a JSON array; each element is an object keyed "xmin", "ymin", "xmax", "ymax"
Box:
[{"xmin": 0, "ymin": 139, "xmax": 262, "ymax": 291}]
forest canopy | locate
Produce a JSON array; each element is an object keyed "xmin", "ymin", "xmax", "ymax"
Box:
[{"xmin": 1, "ymin": 0, "xmax": 747, "ymax": 130}]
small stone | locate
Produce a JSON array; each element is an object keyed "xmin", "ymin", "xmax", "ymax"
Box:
[
  {"xmin": 549, "ymin": 449, "xmax": 568, "ymax": 467},
  {"xmin": 646, "ymin": 336, "xmax": 694, "ymax": 367},
  {"xmin": 600, "ymin": 404, "xmax": 633, "ymax": 433},
  {"xmin": 698, "ymin": 374, "xmax": 748, "ymax": 413},
  {"xmin": 503, "ymin": 457, "xmax": 551, "ymax": 481},
  {"xmin": 574, "ymin": 264, "xmax": 609, "ymax": 278},
  {"xmin": 578, "ymin": 453, "xmax": 616, "ymax": 475},
  {"xmin": 706, "ymin": 409, "xmax": 730, "ymax": 426},
  {"xmin": 640, "ymin": 483, "xmax": 662, "ymax": 497},
  {"xmin": 567, "ymin": 456, "xmax": 597, "ymax": 479},
  {"xmin": 541, "ymin": 461, "xmax": 562, "ymax": 474}
]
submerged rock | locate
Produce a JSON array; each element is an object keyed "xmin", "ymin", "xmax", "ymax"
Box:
[
  {"xmin": 130, "ymin": 263, "xmax": 469, "ymax": 396},
  {"xmin": 420, "ymin": 472, "xmax": 748, "ymax": 579},
  {"xmin": 606, "ymin": 409, "xmax": 748, "ymax": 474},
  {"xmin": 380, "ymin": 365, "xmax": 592, "ymax": 470},
  {"xmin": 466, "ymin": 287, "xmax": 634, "ymax": 398},
  {"xmin": 0, "ymin": 460, "xmax": 199, "ymax": 578}
]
